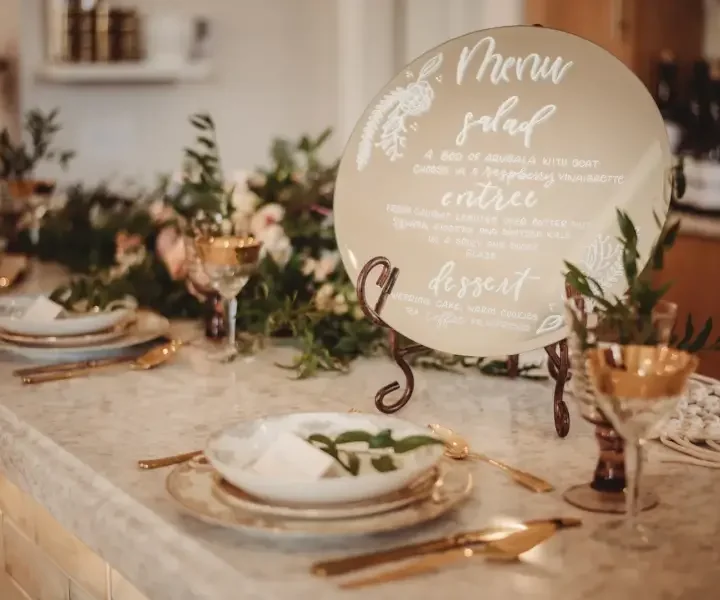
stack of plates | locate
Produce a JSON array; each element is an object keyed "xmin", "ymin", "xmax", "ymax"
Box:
[
  {"xmin": 0, "ymin": 295, "xmax": 170, "ymax": 362},
  {"xmin": 166, "ymin": 412, "xmax": 473, "ymax": 538}
]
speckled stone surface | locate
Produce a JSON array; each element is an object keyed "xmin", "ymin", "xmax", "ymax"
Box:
[{"xmin": 0, "ymin": 265, "xmax": 719, "ymax": 600}]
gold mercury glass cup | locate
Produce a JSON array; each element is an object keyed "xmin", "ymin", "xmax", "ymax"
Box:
[
  {"xmin": 586, "ymin": 345, "xmax": 697, "ymax": 550},
  {"xmin": 194, "ymin": 235, "xmax": 262, "ymax": 362}
]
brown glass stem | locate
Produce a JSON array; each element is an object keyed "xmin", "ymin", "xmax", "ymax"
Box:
[{"xmin": 590, "ymin": 418, "xmax": 626, "ymax": 493}]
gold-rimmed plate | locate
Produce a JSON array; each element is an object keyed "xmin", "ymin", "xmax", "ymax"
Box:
[
  {"xmin": 0, "ymin": 310, "xmax": 170, "ymax": 362},
  {"xmin": 166, "ymin": 460, "xmax": 472, "ymax": 538},
  {"xmin": 0, "ymin": 319, "xmax": 134, "ymax": 348},
  {"xmin": 211, "ymin": 467, "xmax": 440, "ymax": 521}
]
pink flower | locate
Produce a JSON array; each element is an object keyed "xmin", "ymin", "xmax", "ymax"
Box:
[
  {"xmin": 148, "ymin": 200, "xmax": 177, "ymax": 224},
  {"xmin": 250, "ymin": 203, "xmax": 285, "ymax": 237},
  {"xmin": 155, "ymin": 225, "xmax": 187, "ymax": 281},
  {"xmin": 115, "ymin": 231, "xmax": 143, "ymax": 258}
]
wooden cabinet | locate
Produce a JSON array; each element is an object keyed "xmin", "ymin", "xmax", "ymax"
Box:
[
  {"xmin": 525, "ymin": 0, "xmax": 705, "ymax": 88},
  {"xmin": 652, "ymin": 233, "xmax": 720, "ymax": 379}
]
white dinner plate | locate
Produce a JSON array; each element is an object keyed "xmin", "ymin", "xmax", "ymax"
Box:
[
  {"xmin": 334, "ymin": 26, "xmax": 671, "ymax": 357},
  {"xmin": 0, "ymin": 310, "xmax": 170, "ymax": 362},
  {"xmin": 166, "ymin": 460, "xmax": 472, "ymax": 538},
  {"xmin": 0, "ymin": 294, "xmax": 134, "ymax": 337},
  {"xmin": 204, "ymin": 412, "xmax": 446, "ymax": 505},
  {"xmin": 211, "ymin": 467, "xmax": 439, "ymax": 521}
]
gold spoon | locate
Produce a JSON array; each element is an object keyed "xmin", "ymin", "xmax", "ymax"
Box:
[
  {"xmin": 429, "ymin": 424, "xmax": 554, "ymax": 493},
  {"xmin": 20, "ymin": 340, "xmax": 184, "ymax": 385}
]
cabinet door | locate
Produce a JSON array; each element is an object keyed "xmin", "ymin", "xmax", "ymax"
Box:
[{"xmin": 525, "ymin": 0, "xmax": 633, "ymax": 66}]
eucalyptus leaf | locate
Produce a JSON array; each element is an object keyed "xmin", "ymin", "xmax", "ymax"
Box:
[
  {"xmin": 368, "ymin": 429, "xmax": 395, "ymax": 449},
  {"xmin": 335, "ymin": 430, "xmax": 374, "ymax": 445},
  {"xmin": 393, "ymin": 435, "xmax": 444, "ymax": 453},
  {"xmin": 307, "ymin": 433, "xmax": 335, "ymax": 447},
  {"xmin": 371, "ymin": 455, "xmax": 398, "ymax": 473}
]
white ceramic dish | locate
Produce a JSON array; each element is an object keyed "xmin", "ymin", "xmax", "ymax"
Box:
[
  {"xmin": 211, "ymin": 467, "xmax": 439, "ymax": 521},
  {"xmin": 204, "ymin": 412, "xmax": 446, "ymax": 506},
  {"xmin": 166, "ymin": 460, "xmax": 472, "ymax": 538},
  {"xmin": 0, "ymin": 294, "xmax": 134, "ymax": 337},
  {"xmin": 0, "ymin": 310, "xmax": 169, "ymax": 362}
]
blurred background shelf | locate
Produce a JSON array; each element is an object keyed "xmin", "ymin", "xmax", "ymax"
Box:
[{"xmin": 36, "ymin": 61, "xmax": 211, "ymax": 84}]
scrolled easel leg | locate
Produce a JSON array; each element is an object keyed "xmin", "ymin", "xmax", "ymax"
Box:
[
  {"xmin": 546, "ymin": 340, "xmax": 571, "ymax": 438},
  {"xmin": 356, "ymin": 256, "xmax": 422, "ymax": 414},
  {"xmin": 375, "ymin": 330, "xmax": 424, "ymax": 413}
]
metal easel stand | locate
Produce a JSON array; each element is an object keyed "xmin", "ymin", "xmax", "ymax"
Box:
[{"xmin": 356, "ymin": 256, "xmax": 572, "ymax": 437}]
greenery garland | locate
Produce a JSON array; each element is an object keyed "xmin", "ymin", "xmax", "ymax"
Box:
[{"xmin": 8, "ymin": 112, "xmax": 546, "ymax": 379}]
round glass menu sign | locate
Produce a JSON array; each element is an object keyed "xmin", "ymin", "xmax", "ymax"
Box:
[{"xmin": 334, "ymin": 26, "xmax": 671, "ymax": 357}]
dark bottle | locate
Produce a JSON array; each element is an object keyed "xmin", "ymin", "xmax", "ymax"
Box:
[
  {"xmin": 204, "ymin": 293, "xmax": 226, "ymax": 340},
  {"xmin": 680, "ymin": 60, "xmax": 712, "ymax": 158},
  {"xmin": 708, "ymin": 62, "xmax": 720, "ymax": 161},
  {"xmin": 655, "ymin": 50, "xmax": 680, "ymax": 120}
]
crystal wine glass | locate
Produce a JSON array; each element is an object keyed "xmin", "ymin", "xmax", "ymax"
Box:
[
  {"xmin": 586, "ymin": 345, "xmax": 697, "ymax": 550},
  {"xmin": 193, "ymin": 216, "xmax": 262, "ymax": 362}
]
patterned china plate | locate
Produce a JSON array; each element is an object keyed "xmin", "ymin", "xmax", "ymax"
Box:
[
  {"xmin": 166, "ymin": 460, "xmax": 472, "ymax": 538},
  {"xmin": 0, "ymin": 319, "xmax": 133, "ymax": 348},
  {"xmin": 211, "ymin": 467, "xmax": 439, "ymax": 521}
]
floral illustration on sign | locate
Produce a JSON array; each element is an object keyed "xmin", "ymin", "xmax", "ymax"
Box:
[
  {"xmin": 356, "ymin": 53, "xmax": 443, "ymax": 171},
  {"xmin": 535, "ymin": 232, "xmax": 626, "ymax": 335}
]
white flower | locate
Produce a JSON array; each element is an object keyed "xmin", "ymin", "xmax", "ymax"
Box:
[
  {"xmin": 256, "ymin": 223, "xmax": 292, "ymax": 267},
  {"xmin": 89, "ymin": 204, "xmax": 107, "ymax": 228},
  {"xmin": 229, "ymin": 170, "xmax": 261, "ymax": 216},
  {"xmin": 250, "ymin": 203, "xmax": 285, "ymax": 236},
  {"xmin": 352, "ymin": 306, "xmax": 365, "ymax": 320},
  {"xmin": 48, "ymin": 191, "xmax": 68, "ymax": 211},
  {"xmin": 332, "ymin": 293, "xmax": 349, "ymax": 315},
  {"xmin": 314, "ymin": 282, "xmax": 336, "ymax": 311},
  {"xmin": 301, "ymin": 251, "xmax": 340, "ymax": 282}
]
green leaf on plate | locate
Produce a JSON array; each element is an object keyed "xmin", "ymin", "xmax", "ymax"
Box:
[
  {"xmin": 334, "ymin": 430, "xmax": 374, "ymax": 445},
  {"xmin": 393, "ymin": 435, "xmax": 445, "ymax": 454},
  {"xmin": 368, "ymin": 429, "xmax": 395, "ymax": 449},
  {"xmin": 371, "ymin": 455, "xmax": 398, "ymax": 473}
]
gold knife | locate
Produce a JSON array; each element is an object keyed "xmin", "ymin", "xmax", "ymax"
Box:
[
  {"xmin": 311, "ymin": 517, "xmax": 581, "ymax": 577},
  {"xmin": 13, "ymin": 356, "xmax": 134, "ymax": 377},
  {"xmin": 339, "ymin": 522, "xmax": 562, "ymax": 590}
]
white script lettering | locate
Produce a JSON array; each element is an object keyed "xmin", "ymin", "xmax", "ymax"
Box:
[
  {"xmin": 428, "ymin": 261, "xmax": 538, "ymax": 302},
  {"xmin": 455, "ymin": 97, "xmax": 556, "ymax": 148},
  {"xmin": 456, "ymin": 36, "xmax": 574, "ymax": 86},
  {"xmin": 441, "ymin": 182, "xmax": 538, "ymax": 211}
]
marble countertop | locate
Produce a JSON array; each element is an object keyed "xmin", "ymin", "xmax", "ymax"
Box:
[{"xmin": 1, "ymin": 266, "xmax": 720, "ymax": 600}]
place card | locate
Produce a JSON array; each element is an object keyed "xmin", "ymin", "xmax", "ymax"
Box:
[
  {"xmin": 21, "ymin": 296, "xmax": 65, "ymax": 322},
  {"xmin": 334, "ymin": 26, "xmax": 671, "ymax": 358},
  {"xmin": 251, "ymin": 432, "xmax": 336, "ymax": 480}
]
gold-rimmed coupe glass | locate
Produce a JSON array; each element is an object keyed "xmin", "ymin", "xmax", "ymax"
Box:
[
  {"xmin": 586, "ymin": 345, "xmax": 697, "ymax": 550},
  {"xmin": 564, "ymin": 298, "xmax": 678, "ymax": 514},
  {"xmin": 194, "ymin": 231, "xmax": 262, "ymax": 362}
]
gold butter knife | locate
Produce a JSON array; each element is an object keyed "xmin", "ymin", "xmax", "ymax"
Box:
[
  {"xmin": 13, "ymin": 356, "xmax": 134, "ymax": 377},
  {"xmin": 311, "ymin": 517, "xmax": 580, "ymax": 577},
  {"xmin": 20, "ymin": 340, "xmax": 183, "ymax": 384},
  {"xmin": 137, "ymin": 450, "xmax": 205, "ymax": 470},
  {"xmin": 339, "ymin": 522, "xmax": 562, "ymax": 590}
]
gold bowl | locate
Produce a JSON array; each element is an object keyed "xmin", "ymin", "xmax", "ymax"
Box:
[
  {"xmin": 194, "ymin": 235, "xmax": 262, "ymax": 267},
  {"xmin": 586, "ymin": 345, "xmax": 698, "ymax": 400}
]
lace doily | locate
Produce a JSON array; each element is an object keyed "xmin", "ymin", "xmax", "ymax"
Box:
[{"xmin": 661, "ymin": 378, "xmax": 720, "ymax": 443}]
